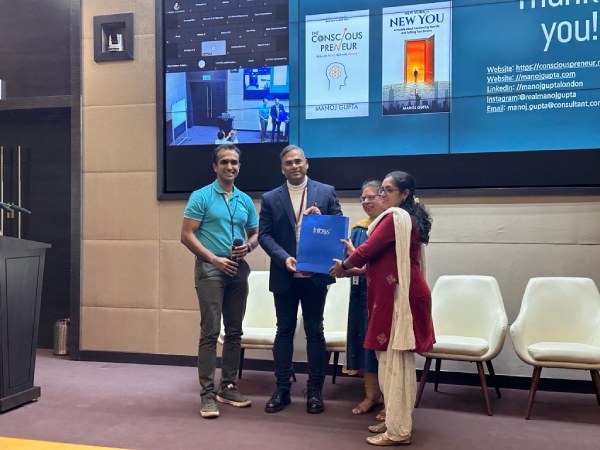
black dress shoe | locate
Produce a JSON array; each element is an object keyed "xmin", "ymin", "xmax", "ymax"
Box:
[
  {"xmin": 265, "ymin": 389, "xmax": 291, "ymax": 413},
  {"xmin": 305, "ymin": 388, "xmax": 324, "ymax": 414}
]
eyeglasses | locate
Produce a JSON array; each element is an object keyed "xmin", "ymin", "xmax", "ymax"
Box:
[
  {"xmin": 283, "ymin": 158, "xmax": 305, "ymax": 167},
  {"xmin": 218, "ymin": 159, "xmax": 239, "ymax": 166},
  {"xmin": 359, "ymin": 195, "xmax": 380, "ymax": 203},
  {"xmin": 378, "ymin": 187, "xmax": 400, "ymax": 196}
]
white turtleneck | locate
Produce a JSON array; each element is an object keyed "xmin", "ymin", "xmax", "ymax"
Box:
[{"xmin": 287, "ymin": 176, "xmax": 308, "ymax": 240}]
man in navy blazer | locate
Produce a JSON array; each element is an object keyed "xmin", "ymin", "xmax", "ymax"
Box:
[
  {"xmin": 259, "ymin": 145, "xmax": 342, "ymax": 414},
  {"xmin": 270, "ymin": 98, "xmax": 286, "ymax": 142}
]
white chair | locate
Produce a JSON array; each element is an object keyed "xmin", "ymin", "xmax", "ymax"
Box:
[
  {"xmin": 415, "ymin": 275, "xmax": 508, "ymax": 415},
  {"xmin": 510, "ymin": 277, "xmax": 600, "ymax": 419},
  {"xmin": 323, "ymin": 278, "xmax": 351, "ymax": 384},
  {"xmin": 218, "ymin": 271, "xmax": 289, "ymax": 379}
]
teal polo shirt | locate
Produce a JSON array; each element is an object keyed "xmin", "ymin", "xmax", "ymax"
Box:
[
  {"xmin": 184, "ymin": 180, "xmax": 258, "ymax": 257},
  {"xmin": 259, "ymin": 104, "xmax": 270, "ymax": 120}
]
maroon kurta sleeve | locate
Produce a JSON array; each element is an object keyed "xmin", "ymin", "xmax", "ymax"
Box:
[{"xmin": 347, "ymin": 214, "xmax": 396, "ymax": 268}]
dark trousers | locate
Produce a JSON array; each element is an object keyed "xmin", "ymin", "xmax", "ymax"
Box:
[
  {"xmin": 271, "ymin": 121, "xmax": 281, "ymax": 142},
  {"xmin": 195, "ymin": 258, "xmax": 250, "ymax": 398},
  {"xmin": 273, "ymin": 278, "xmax": 327, "ymax": 392}
]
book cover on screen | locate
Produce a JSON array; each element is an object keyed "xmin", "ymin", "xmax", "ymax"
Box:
[
  {"xmin": 296, "ymin": 214, "xmax": 350, "ymax": 274},
  {"xmin": 305, "ymin": 10, "xmax": 370, "ymax": 120},
  {"xmin": 382, "ymin": 1, "xmax": 452, "ymax": 116}
]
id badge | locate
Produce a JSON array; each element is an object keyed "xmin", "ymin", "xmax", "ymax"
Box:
[{"xmin": 352, "ymin": 276, "xmax": 360, "ymax": 286}]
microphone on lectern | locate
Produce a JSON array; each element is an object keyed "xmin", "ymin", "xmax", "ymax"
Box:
[
  {"xmin": 0, "ymin": 202, "xmax": 12, "ymax": 213},
  {"xmin": 9, "ymin": 204, "xmax": 31, "ymax": 215}
]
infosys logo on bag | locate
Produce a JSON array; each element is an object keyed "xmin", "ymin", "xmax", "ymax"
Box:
[{"xmin": 313, "ymin": 227, "xmax": 331, "ymax": 235}]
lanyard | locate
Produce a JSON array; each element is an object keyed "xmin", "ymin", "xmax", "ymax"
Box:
[
  {"xmin": 222, "ymin": 192, "xmax": 239, "ymax": 239},
  {"xmin": 294, "ymin": 187, "xmax": 307, "ymax": 224}
]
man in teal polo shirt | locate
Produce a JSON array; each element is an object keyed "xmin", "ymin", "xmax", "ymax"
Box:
[
  {"xmin": 181, "ymin": 144, "xmax": 259, "ymax": 418},
  {"xmin": 258, "ymin": 98, "xmax": 270, "ymax": 142}
]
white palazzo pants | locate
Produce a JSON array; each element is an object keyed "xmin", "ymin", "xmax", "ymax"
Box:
[{"xmin": 376, "ymin": 349, "xmax": 416, "ymax": 441}]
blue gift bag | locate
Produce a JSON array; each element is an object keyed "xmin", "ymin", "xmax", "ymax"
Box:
[{"xmin": 296, "ymin": 214, "xmax": 349, "ymax": 274}]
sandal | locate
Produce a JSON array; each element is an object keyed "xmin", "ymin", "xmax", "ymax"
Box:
[
  {"xmin": 352, "ymin": 397, "xmax": 378, "ymax": 415},
  {"xmin": 375, "ymin": 407, "xmax": 386, "ymax": 422}
]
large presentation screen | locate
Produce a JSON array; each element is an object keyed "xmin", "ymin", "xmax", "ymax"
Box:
[{"xmin": 158, "ymin": 0, "xmax": 600, "ymax": 196}]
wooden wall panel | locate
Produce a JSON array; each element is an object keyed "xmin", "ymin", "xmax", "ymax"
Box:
[{"xmin": 0, "ymin": 0, "xmax": 72, "ymax": 98}]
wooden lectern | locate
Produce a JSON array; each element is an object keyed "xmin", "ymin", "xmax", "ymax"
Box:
[{"xmin": 0, "ymin": 236, "xmax": 50, "ymax": 412}]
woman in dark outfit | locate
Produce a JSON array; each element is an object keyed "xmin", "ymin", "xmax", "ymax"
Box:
[{"xmin": 346, "ymin": 181, "xmax": 386, "ymax": 419}]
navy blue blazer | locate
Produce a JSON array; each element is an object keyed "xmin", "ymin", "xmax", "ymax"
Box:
[
  {"xmin": 259, "ymin": 178, "xmax": 343, "ymax": 294},
  {"xmin": 270, "ymin": 103, "xmax": 286, "ymax": 123}
]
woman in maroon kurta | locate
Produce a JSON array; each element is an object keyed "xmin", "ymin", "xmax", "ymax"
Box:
[
  {"xmin": 330, "ymin": 171, "xmax": 434, "ymax": 446},
  {"xmin": 349, "ymin": 211, "xmax": 434, "ymax": 354}
]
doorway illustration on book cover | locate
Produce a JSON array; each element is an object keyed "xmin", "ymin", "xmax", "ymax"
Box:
[{"xmin": 404, "ymin": 36, "xmax": 434, "ymax": 84}]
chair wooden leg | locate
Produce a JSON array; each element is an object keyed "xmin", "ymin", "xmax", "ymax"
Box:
[
  {"xmin": 332, "ymin": 352, "xmax": 340, "ymax": 384},
  {"xmin": 590, "ymin": 370, "xmax": 600, "ymax": 406},
  {"xmin": 476, "ymin": 361, "xmax": 492, "ymax": 416},
  {"xmin": 415, "ymin": 357, "xmax": 432, "ymax": 408},
  {"xmin": 434, "ymin": 358, "xmax": 442, "ymax": 392},
  {"xmin": 525, "ymin": 366, "xmax": 542, "ymax": 420},
  {"xmin": 485, "ymin": 360, "xmax": 502, "ymax": 399},
  {"xmin": 238, "ymin": 348, "xmax": 246, "ymax": 379}
]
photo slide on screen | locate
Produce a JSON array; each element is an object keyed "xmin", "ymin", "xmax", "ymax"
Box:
[
  {"xmin": 305, "ymin": 10, "xmax": 370, "ymax": 120},
  {"xmin": 382, "ymin": 2, "xmax": 452, "ymax": 116},
  {"xmin": 165, "ymin": 66, "xmax": 290, "ymax": 146}
]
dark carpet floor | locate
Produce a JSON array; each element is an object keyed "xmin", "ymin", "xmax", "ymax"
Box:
[{"xmin": 0, "ymin": 350, "xmax": 599, "ymax": 450}]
